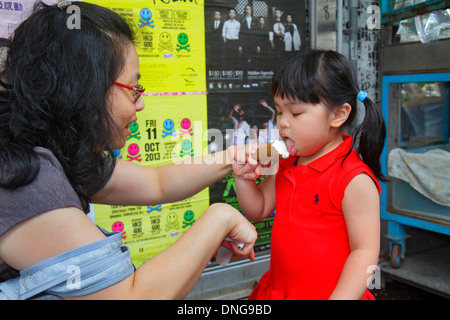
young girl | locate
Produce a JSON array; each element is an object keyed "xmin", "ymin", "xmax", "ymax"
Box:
[{"xmin": 234, "ymin": 49, "xmax": 386, "ymax": 300}]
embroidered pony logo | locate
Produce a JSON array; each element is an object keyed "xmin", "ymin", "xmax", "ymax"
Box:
[{"xmin": 314, "ymin": 193, "xmax": 320, "ymax": 205}]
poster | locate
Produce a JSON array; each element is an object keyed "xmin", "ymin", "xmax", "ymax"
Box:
[
  {"xmin": 86, "ymin": 0, "xmax": 306, "ymax": 266},
  {"xmin": 205, "ymin": 0, "xmax": 306, "ymax": 253},
  {"xmin": 0, "ymin": 0, "xmax": 36, "ymax": 38},
  {"xmin": 205, "ymin": 0, "xmax": 306, "ymax": 93},
  {"xmin": 93, "ymin": 0, "xmax": 206, "ymax": 94},
  {"xmin": 87, "ymin": 0, "xmax": 210, "ymax": 267}
]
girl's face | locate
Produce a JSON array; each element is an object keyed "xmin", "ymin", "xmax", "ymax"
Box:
[
  {"xmin": 274, "ymin": 95, "xmax": 342, "ymax": 164},
  {"xmin": 107, "ymin": 44, "xmax": 145, "ymax": 149}
]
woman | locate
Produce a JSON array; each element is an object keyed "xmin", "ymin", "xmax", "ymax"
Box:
[{"xmin": 0, "ymin": 2, "xmax": 257, "ymax": 300}]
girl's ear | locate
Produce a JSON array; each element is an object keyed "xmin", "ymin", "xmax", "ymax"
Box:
[{"xmin": 330, "ymin": 103, "xmax": 351, "ymax": 128}]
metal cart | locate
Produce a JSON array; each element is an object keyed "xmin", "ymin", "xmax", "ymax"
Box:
[{"xmin": 379, "ymin": 0, "xmax": 450, "ymax": 298}]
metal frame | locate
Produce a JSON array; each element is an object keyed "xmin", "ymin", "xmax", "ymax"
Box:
[{"xmin": 381, "ymin": 72, "xmax": 450, "ymax": 262}]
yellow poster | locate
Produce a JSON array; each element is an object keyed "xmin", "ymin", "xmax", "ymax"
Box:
[
  {"xmin": 88, "ymin": 0, "xmax": 206, "ymax": 94},
  {"xmin": 87, "ymin": 0, "xmax": 209, "ymax": 267},
  {"xmin": 94, "ymin": 94, "xmax": 210, "ymax": 267}
]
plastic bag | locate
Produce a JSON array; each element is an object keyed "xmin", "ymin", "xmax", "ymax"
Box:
[{"xmin": 397, "ymin": 9, "xmax": 450, "ymax": 43}]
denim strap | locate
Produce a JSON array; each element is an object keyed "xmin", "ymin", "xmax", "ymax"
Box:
[{"xmin": 0, "ymin": 229, "xmax": 134, "ymax": 300}]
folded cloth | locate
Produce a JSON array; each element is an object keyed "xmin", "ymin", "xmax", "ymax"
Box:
[
  {"xmin": 0, "ymin": 228, "xmax": 134, "ymax": 300},
  {"xmin": 388, "ymin": 147, "xmax": 450, "ymax": 207}
]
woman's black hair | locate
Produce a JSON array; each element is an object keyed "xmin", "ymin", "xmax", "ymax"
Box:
[
  {"xmin": 0, "ymin": 2, "xmax": 135, "ymax": 211},
  {"xmin": 272, "ymin": 49, "xmax": 387, "ymax": 182}
]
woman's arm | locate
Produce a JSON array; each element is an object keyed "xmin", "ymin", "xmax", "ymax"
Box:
[
  {"xmin": 329, "ymin": 173, "xmax": 380, "ymax": 300},
  {"xmin": 83, "ymin": 202, "xmax": 257, "ymax": 300},
  {"xmin": 92, "ymin": 149, "xmax": 233, "ymax": 206},
  {"xmin": 0, "ymin": 203, "xmax": 256, "ymax": 300}
]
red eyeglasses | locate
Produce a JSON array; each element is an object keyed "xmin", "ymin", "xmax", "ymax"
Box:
[{"xmin": 113, "ymin": 82, "xmax": 146, "ymax": 102}]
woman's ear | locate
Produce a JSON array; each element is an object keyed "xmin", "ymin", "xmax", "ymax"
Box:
[{"xmin": 330, "ymin": 103, "xmax": 351, "ymax": 128}]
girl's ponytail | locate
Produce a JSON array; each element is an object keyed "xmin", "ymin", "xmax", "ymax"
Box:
[{"xmin": 353, "ymin": 92, "xmax": 387, "ymax": 182}]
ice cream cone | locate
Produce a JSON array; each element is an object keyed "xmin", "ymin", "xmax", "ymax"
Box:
[{"xmin": 250, "ymin": 140, "xmax": 289, "ymax": 162}]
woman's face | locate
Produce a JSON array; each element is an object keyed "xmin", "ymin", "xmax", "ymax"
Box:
[{"xmin": 107, "ymin": 44, "xmax": 145, "ymax": 149}]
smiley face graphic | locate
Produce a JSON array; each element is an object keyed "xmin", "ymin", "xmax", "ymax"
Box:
[
  {"xmin": 176, "ymin": 33, "xmax": 191, "ymax": 52},
  {"xmin": 177, "ymin": 33, "xmax": 188, "ymax": 45},
  {"xmin": 128, "ymin": 143, "xmax": 140, "ymax": 156},
  {"xmin": 160, "ymin": 32, "xmax": 171, "ymax": 44},
  {"xmin": 165, "ymin": 212, "xmax": 180, "ymax": 231},
  {"xmin": 129, "ymin": 122, "xmax": 139, "ymax": 134},
  {"xmin": 139, "ymin": 8, "xmax": 154, "ymax": 29},
  {"xmin": 159, "ymin": 32, "xmax": 173, "ymax": 51},
  {"xmin": 184, "ymin": 210, "xmax": 194, "ymax": 222},
  {"xmin": 182, "ymin": 210, "xmax": 195, "ymax": 228},
  {"xmin": 163, "ymin": 119, "xmax": 175, "ymax": 131},
  {"xmin": 140, "ymin": 8, "xmax": 152, "ymax": 21},
  {"xmin": 180, "ymin": 118, "xmax": 191, "ymax": 130},
  {"xmin": 181, "ymin": 139, "xmax": 192, "ymax": 151}
]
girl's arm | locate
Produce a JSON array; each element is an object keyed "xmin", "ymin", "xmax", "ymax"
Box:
[
  {"xmin": 329, "ymin": 173, "xmax": 380, "ymax": 300},
  {"xmin": 234, "ymin": 174, "xmax": 276, "ymax": 222},
  {"xmin": 91, "ymin": 149, "xmax": 233, "ymax": 206}
]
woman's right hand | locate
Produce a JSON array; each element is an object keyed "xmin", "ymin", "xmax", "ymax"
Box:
[{"xmin": 228, "ymin": 143, "xmax": 262, "ymax": 181}]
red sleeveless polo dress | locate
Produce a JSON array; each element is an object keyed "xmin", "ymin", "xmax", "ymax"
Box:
[{"xmin": 248, "ymin": 135, "xmax": 379, "ymax": 300}]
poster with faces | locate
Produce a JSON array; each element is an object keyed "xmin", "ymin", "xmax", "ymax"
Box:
[{"xmin": 86, "ymin": 0, "xmax": 305, "ymax": 267}]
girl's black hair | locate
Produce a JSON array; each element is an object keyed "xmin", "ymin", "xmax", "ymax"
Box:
[
  {"xmin": 272, "ymin": 49, "xmax": 387, "ymax": 182},
  {"xmin": 0, "ymin": 2, "xmax": 135, "ymax": 211}
]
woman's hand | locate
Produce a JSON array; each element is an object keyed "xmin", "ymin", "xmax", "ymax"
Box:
[
  {"xmin": 221, "ymin": 207, "xmax": 257, "ymax": 262},
  {"xmin": 228, "ymin": 143, "xmax": 262, "ymax": 181},
  {"xmin": 228, "ymin": 143, "xmax": 281, "ymax": 179}
]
